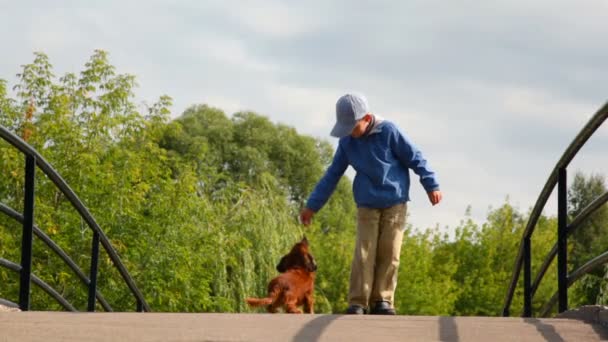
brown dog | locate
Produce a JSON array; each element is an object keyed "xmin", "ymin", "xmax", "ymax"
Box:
[{"xmin": 246, "ymin": 236, "xmax": 317, "ymax": 313}]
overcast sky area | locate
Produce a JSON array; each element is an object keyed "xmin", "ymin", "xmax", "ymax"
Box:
[{"xmin": 1, "ymin": 0, "xmax": 607, "ymax": 233}]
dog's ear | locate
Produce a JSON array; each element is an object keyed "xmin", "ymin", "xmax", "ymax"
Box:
[
  {"xmin": 301, "ymin": 236, "xmax": 309, "ymax": 246},
  {"xmin": 276, "ymin": 255, "xmax": 287, "ymax": 273}
]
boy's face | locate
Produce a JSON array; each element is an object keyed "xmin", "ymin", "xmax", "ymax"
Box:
[{"xmin": 350, "ymin": 114, "xmax": 371, "ymax": 138}]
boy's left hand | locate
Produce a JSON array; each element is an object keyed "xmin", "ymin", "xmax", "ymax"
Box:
[{"xmin": 428, "ymin": 190, "xmax": 442, "ymax": 206}]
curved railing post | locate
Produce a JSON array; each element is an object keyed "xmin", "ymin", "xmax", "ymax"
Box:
[
  {"xmin": 557, "ymin": 167, "xmax": 568, "ymax": 313},
  {"xmin": 18, "ymin": 154, "xmax": 36, "ymax": 311}
]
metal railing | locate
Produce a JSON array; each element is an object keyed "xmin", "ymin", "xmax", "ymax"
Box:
[
  {"xmin": 502, "ymin": 102, "xmax": 608, "ymax": 317},
  {"xmin": 0, "ymin": 125, "xmax": 150, "ymax": 312}
]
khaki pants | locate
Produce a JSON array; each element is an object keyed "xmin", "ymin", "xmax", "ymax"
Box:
[{"xmin": 348, "ymin": 203, "xmax": 407, "ymax": 309}]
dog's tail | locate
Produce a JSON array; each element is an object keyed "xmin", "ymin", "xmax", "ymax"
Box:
[
  {"xmin": 247, "ymin": 285, "xmax": 281, "ymax": 309},
  {"xmin": 246, "ymin": 297, "xmax": 273, "ymax": 307}
]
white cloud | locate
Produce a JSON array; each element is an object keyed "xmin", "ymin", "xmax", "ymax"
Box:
[
  {"xmin": 187, "ymin": 35, "xmax": 279, "ymax": 73},
  {"xmin": 261, "ymin": 84, "xmax": 343, "ymax": 134},
  {"xmin": 503, "ymin": 87, "xmax": 597, "ymax": 129},
  {"xmin": 201, "ymin": 0, "xmax": 327, "ymax": 38}
]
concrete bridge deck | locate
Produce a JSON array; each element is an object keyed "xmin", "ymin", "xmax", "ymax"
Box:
[{"xmin": 1, "ymin": 312, "xmax": 607, "ymax": 341}]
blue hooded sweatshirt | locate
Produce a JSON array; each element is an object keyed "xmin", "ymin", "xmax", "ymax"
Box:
[{"xmin": 306, "ymin": 120, "xmax": 439, "ymax": 211}]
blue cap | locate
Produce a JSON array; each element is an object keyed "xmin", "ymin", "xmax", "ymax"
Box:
[{"xmin": 330, "ymin": 93, "xmax": 369, "ymax": 138}]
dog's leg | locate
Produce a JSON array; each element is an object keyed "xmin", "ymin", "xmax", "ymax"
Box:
[
  {"xmin": 267, "ymin": 293, "xmax": 282, "ymax": 313},
  {"xmin": 285, "ymin": 293, "xmax": 302, "ymax": 314},
  {"xmin": 286, "ymin": 304, "xmax": 302, "ymax": 314},
  {"xmin": 303, "ymin": 294, "xmax": 314, "ymax": 314},
  {"xmin": 266, "ymin": 286, "xmax": 282, "ymax": 313}
]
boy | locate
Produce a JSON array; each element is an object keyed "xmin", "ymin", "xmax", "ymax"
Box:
[{"xmin": 299, "ymin": 93, "xmax": 442, "ymax": 315}]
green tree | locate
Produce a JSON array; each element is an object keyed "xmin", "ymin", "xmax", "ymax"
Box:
[{"xmin": 164, "ymin": 106, "xmax": 358, "ymax": 312}]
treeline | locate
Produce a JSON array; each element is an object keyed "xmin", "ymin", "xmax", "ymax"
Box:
[{"xmin": 0, "ymin": 51, "xmax": 606, "ymax": 316}]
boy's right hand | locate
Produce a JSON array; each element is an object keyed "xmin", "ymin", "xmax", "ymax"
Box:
[{"xmin": 299, "ymin": 208, "xmax": 315, "ymax": 226}]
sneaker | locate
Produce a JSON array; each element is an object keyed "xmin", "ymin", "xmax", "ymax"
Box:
[
  {"xmin": 345, "ymin": 304, "xmax": 366, "ymax": 314},
  {"xmin": 370, "ymin": 301, "xmax": 396, "ymax": 315}
]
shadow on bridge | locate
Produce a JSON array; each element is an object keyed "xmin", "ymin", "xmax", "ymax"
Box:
[
  {"xmin": 292, "ymin": 314, "xmax": 464, "ymax": 342},
  {"xmin": 439, "ymin": 316, "xmax": 459, "ymax": 341},
  {"xmin": 524, "ymin": 318, "xmax": 566, "ymax": 342},
  {"xmin": 293, "ymin": 314, "xmax": 340, "ymax": 342}
]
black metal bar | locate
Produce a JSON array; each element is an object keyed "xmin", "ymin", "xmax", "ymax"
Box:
[
  {"xmin": 523, "ymin": 237, "xmax": 532, "ymax": 317},
  {"xmin": 88, "ymin": 231, "xmax": 100, "ymax": 312},
  {"xmin": 0, "ymin": 298, "xmax": 19, "ymax": 309},
  {"xmin": 137, "ymin": 299, "xmax": 143, "ymax": 312},
  {"xmin": 568, "ymin": 191, "xmax": 608, "ymax": 233},
  {"xmin": 0, "ymin": 202, "xmax": 113, "ymax": 311},
  {"xmin": 1, "ymin": 258, "xmax": 77, "ymax": 311},
  {"xmin": 19, "ymin": 155, "xmax": 36, "ymax": 311},
  {"xmin": 540, "ymin": 246, "xmax": 608, "ymax": 317},
  {"xmin": 503, "ymin": 245, "xmax": 523, "ymax": 316},
  {"xmin": 31, "ymin": 274, "xmax": 77, "ymax": 312},
  {"xmin": 531, "ymin": 244, "xmax": 557, "ymax": 300},
  {"xmin": 557, "ymin": 167, "xmax": 568, "ymax": 313}
]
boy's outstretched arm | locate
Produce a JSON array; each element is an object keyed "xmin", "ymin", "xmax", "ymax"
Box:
[{"xmin": 300, "ymin": 145, "xmax": 349, "ymax": 226}]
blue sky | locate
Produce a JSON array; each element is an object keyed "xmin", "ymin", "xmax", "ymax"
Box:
[{"xmin": 1, "ymin": 0, "xmax": 607, "ymax": 231}]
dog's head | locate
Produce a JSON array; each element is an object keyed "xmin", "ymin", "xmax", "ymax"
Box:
[{"xmin": 276, "ymin": 236, "xmax": 317, "ymax": 273}]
